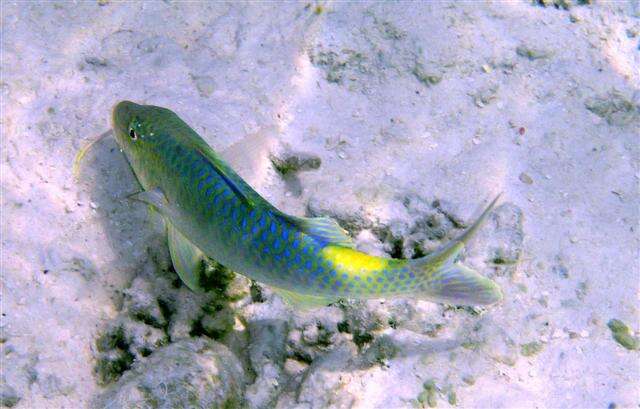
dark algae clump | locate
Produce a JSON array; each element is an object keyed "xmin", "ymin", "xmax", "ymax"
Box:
[
  {"xmin": 94, "ymin": 326, "xmax": 135, "ymax": 384},
  {"xmin": 607, "ymin": 319, "xmax": 640, "ymax": 351}
]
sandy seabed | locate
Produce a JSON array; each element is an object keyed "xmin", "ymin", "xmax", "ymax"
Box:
[{"xmin": 1, "ymin": 1, "xmax": 639, "ymax": 408}]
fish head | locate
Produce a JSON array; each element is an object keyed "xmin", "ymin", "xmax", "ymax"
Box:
[
  {"xmin": 111, "ymin": 100, "xmax": 176, "ymax": 188},
  {"xmin": 112, "ymin": 100, "xmax": 155, "ymax": 154}
]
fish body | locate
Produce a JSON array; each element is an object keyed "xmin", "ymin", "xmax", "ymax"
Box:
[{"xmin": 111, "ymin": 101, "xmax": 502, "ymax": 307}]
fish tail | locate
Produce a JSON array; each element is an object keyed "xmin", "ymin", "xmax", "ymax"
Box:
[
  {"xmin": 407, "ymin": 195, "xmax": 503, "ymax": 306},
  {"xmin": 409, "ymin": 260, "xmax": 502, "ymax": 305}
]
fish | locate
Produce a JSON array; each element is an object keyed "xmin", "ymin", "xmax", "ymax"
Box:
[{"xmin": 109, "ymin": 101, "xmax": 502, "ymax": 308}]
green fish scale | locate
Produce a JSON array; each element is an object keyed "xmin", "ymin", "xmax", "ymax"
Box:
[
  {"xmin": 114, "ymin": 103, "xmax": 502, "ymax": 306},
  {"xmin": 136, "ymin": 113, "xmax": 427, "ymax": 299},
  {"xmin": 147, "ymin": 131, "xmax": 336, "ymax": 289}
]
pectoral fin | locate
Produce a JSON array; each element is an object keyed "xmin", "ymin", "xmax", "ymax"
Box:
[
  {"xmin": 167, "ymin": 222, "xmax": 208, "ymax": 293},
  {"xmin": 271, "ymin": 287, "xmax": 337, "ymax": 310},
  {"xmin": 128, "ymin": 188, "xmax": 169, "ymax": 214}
]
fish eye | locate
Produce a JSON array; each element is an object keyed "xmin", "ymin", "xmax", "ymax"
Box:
[{"xmin": 129, "ymin": 128, "xmax": 138, "ymax": 140}]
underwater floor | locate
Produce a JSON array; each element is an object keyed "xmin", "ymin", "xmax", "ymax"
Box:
[{"xmin": 2, "ymin": 1, "xmax": 639, "ymax": 408}]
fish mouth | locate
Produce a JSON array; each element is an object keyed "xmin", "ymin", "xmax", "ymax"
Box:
[{"xmin": 112, "ymin": 100, "xmax": 141, "ymax": 135}]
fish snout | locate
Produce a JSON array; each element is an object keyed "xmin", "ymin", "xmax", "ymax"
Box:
[{"xmin": 112, "ymin": 101, "xmax": 140, "ymax": 130}]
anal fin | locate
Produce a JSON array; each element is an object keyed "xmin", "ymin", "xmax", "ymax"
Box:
[{"xmin": 271, "ymin": 287, "xmax": 336, "ymax": 310}]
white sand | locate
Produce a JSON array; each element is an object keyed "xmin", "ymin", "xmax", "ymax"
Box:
[{"xmin": 2, "ymin": 2, "xmax": 638, "ymax": 408}]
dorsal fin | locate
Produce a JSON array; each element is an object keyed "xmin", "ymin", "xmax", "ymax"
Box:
[
  {"xmin": 218, "ymin": 127, "xmax": 277, "ymax": 188},
  {"xmin": 271, "ymin": 287, "xmax": 337, "ymax": 310},
  {"xmin": 173, "ymin": 120, "xmax": 274, "ymax": 209},
  {"xmin": 426, "ymin": 194, "xmax": 502, "ymax": 265},
  {"xmin": 157, "ymin": 114, "xmax": 353, "ymax": 248},
  {"xmin": 278, "ymin": 214, "xmax": 355, "ymax": 248},
  {"xmin": 203, "ymin": 127, "xmax": 278, "ymax": 207},
  {"xmin": 206, "ymin": 159, "xmax": 255, "ymax": 207}
]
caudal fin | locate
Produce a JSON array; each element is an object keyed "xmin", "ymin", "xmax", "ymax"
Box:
[
  {"xmin": 428, "ymin": 194, "xmax": 502, "ymax": 264},
  {"xmin": 409, "ymin": 195, "xmax": 503, "ymax": 306},
  {"xmin": 420, "ymin": 262, "xmax": 502, "ymax": 305}
]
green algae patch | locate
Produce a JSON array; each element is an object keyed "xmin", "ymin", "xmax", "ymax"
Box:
[
  {"xmin": 447, "ymin": 390, "xmax": 457, "ymax": 406},
  {"xmin": 520, "ymin": 341, "xmax": 544, "ymax": 357},
  {"xmin": 96, "ymin": 326, "xmax": 129, "ymax": 352},
  {"xmin": 516, "ymin": 45, "xmax": 553, "ymax": 60},
  {"xmin": 199, "ymin": 258, "xmax": 235, "ymax": 297},
  {"xmin": 412, "ymin": 63, "xmax": 442, "ymax": 87},
  {"xmin": 353, "ymin": 330, "xmax": 374, "ymax": 349},
  {"xmin": 364, "ymin": 335, "xmax": 399, "ymax": 366},
  {"xmin": 270, "ymin": 152, "xmax": 321, "ymax": 176},
  {"xmin": 585, "ymin": 92, "xmax": 639, "ymax": 126},
  {"xmin": 607, "ymin": 319, "xmax": 640, "ymax": 351},
  {"xmin": 417, "ymin": 380, "xmax": 438, "ymax": 408},
  {"xmin": 95, "ymin": 326, "xmax": 136, "ymax": 385},
  {"xmin": 462, "ymin": 375, "xmax": 475, "ymax": 386},
  {"xmin": 461, "ymin": 340, "xmax": 484, "ymax": 351},
  {"xmin": 95, "ymin": 349, "xmax": 135, "ymax": 385}
]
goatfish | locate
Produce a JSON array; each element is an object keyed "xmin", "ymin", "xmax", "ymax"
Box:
[{"xmin": 107, "ymin": 101, "xmax": 502, "ymax": 308}]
